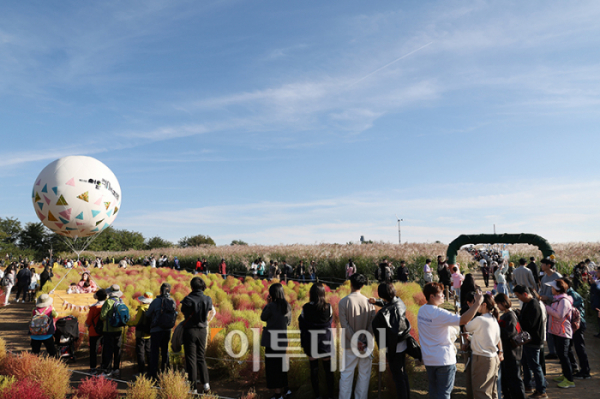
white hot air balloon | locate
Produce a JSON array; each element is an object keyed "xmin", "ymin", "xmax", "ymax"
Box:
[{"xmin": 32, "ymin": 156, "xmax": 122, "ymax": 252}]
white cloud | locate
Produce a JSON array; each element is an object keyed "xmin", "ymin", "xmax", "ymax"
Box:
[{"xmin": 116, "ymin": 179, "xmax": 600, "ymax": 245}]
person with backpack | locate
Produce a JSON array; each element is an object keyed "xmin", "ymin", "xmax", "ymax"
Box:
[
  {"xmin": 100, "ymin": 284, "xmax": 130, "ymax": 378},
  {"xmin": 146, "ymin": 283, "xmax": 177, "ymax": 380},
  {"xmin": 563, "ymin": 278, "xmax": 591, "ymax": 380},
  {"xmin": 181, "ymin": 277, "xmax": 216, "ymax": 394},
  {"xmin": 85, "ymin": 289, "xmax": 107, "ymax": 374},
  {"xmin": 543, "ymin": 279, "xmax": 575, "ymax": 389},
  {"xmin": 30, "ymin": 293, "xmax": 58, "ymax": 356},
  {"xmin": 128, "ymin": 292, "xmax": 153, "ymax": 377}
]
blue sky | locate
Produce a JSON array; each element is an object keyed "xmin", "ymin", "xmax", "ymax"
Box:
[{"xmin": 2, "ymin": 0, "xmax": 600, "ymax": 245}]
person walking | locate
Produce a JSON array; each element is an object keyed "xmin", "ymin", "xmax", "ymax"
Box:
[
  {"xmin": 464, "ymin": 293, "xmax": 502, "ymax": 399},
  {"xmin": 100, "ymin": 285, "xmax": 128, "ymax": 378},
  {"xmin": 494, "ymin": 293, "xmax": 526, "ymax": 399},
  {"xmin": 261, "ymin": 283, "xmax": 292, "ymax": 399},
  {"xmin": 494, "ymin": 261, "xmax": 509, "ymax": 296},
  {"xmin": 544, "ymin": 279, "xmax": 575, "ymax": 388},
  {"xmin": 345, "ymin": 259, "xmax": 356, "ymax": 280},
  {"xmin": 299, "ymin": 283, "xmax": 334, "ymax": 399},
  {"xmin": 30, "ymin": 293, "xmax": 58, "ymax": 356},
  {"xmin": 480, "ymin": 260, "xmax": 490, "ymax": 288},
  {"xmin": 2, "ymin": 265, "xmax": 16, "ymax": 305},
  {"xmin": 85, "ymin": 289, "xmax": 107, "ymax": 374},
  {"xmin": 15, "ymin": 263, "xmax": 32, "ymax": 303},
  {"xmin": 181, "ymin": 277, "xmax": 216, "ymax": 394},
  {"xmin": 146, "ymin": 283, "xmax": 177, "ymax": 380},
  {"xmin": 338, "ymin": 274, "xmax": 376, "ymax": 399},
  {"xmin": 127, "ymin": 292, "xmax": 153, "ymax": 377},
  {"xmin": 371, "ymin": 283, "xmax": 412, "ymax": 399},
  {"xmin": 418, "ymin": 283, "xmax": 482, "ymax": 399}
]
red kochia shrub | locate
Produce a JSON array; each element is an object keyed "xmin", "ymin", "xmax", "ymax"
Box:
[
  {"xmin": 76, "ymin": 376, "xmax": 118, "ymax": 399},
  {"xmin": 0, "ymin": 378, "xmax": 48, "ymax": 399}
]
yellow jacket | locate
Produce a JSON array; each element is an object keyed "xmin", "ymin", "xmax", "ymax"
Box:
[{"xmin": 127, "ymin": 303, "xmax": 151, "ymax": 339}]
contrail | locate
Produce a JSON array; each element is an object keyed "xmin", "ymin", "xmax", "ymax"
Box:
[{"xmin": 348, "ymin": 41, "xmax": 433, "ymax": 87}]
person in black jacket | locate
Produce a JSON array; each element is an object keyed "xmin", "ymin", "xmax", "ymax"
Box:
[
  {"xmin": 527, "ymin": 257, "xmax": 540, "ymax": 290},
  {"xmin": 299, "ymin": 283, "xmax": 334, "ymax": 399},
  {"xmin": 15, "ymin": 264, "xmax": 32, "ymax": 303},
  {"xmin": 180, "ymin": 277, "xmax": 215, "ymax": 394},
  {"xmin": 514, "ymin": 285, "xmax": 547, "ymax": 398},
  {"xmin": 371, "ymin": 283, "xmax": 411, "ymax": 399},
  {"xmin": 460, "ymin": 274, "xmax": 478, "ymax": 315},
  {"xmin": 40, "ymin": 266, "xmax": 53, "ymax": 290},
  {"xmin": 495, "ymin": 293, "xmax": 526, "ymax": 399},
  {"xmin": 261, "ymin": 283, "xmax": 292, "ymax": 399},
  {"xmin": 396, "ymin": 261, "xmax": 409, "ymax": 283}
]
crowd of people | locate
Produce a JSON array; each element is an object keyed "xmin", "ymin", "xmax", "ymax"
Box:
[{"xmin": 2, "ymin": 252, "xmax": 599, "ymax": 399}]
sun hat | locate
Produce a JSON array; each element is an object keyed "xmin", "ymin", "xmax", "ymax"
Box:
[
  {"xmin": 36, "ymin": 293, "xmax": 53, "ymax": 308},
  {"xmin": 545, "ymin": 280, "xmax": 560, "ymax": 290},
  {"xmin": 138, "ymin": 292, "xmax": 154, "ymax": 304},
  {"xmin": 106, "ymin": 284, "xmax": 123, "ymax": 298}
]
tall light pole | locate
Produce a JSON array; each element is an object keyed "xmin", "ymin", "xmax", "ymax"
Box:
[{"xmin": 396, "ymin": 215, "xmax": 403, "ymax": 244}]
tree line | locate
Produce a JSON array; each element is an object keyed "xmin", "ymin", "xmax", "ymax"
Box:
[{"xmin": 0, "ymin": 216, "xmax": 249, "ymax": 259}]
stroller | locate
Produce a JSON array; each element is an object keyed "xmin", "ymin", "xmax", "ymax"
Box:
[{"xmin": 54, "ymin": 316, "xmax": 80, "ymax": 362}]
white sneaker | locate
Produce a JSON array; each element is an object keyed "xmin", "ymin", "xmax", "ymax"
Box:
[{"xmin": 203, "ymin": 383, "xmax": 210, "ymax": 393}]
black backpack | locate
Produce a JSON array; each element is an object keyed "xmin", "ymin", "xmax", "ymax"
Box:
[{"xmin": 156, "ymin": 296, "xmax": 178, "ymax": 329}]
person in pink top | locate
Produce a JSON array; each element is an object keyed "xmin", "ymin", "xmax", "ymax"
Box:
[
  {"xmin": 76, "ymin": 271, "xmax": 98, "ymax": 294},
  {"xmin": 451, "ymin": 266, "xmax": 464, "ymax": 299},
  {"xmin": 544, "ymin": 279, "xmax": 575, "ymax": 388}
]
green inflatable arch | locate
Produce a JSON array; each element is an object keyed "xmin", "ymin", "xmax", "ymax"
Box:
[{"xmin": 446, "ymin": 233, "xmax": 554, "ymax": 265}]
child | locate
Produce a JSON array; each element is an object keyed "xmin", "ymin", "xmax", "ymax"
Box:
[
  {"xmin": 451, "ymin": 265, "xmax": 464, "ymax": 299},
  {"xmin": 30, "ymin": 294, "xmax": 58, "ymax": 356},
  {"xmin": 85, "ymin": 289, "xmax": 107, "ymax": 373},
  {"xmin": 27, "ymin": 268, "xmax": 40, "ymax": 302},
  {"xmin": 127, "ymin": 292, "xmax": 153, "ymax": 376}
]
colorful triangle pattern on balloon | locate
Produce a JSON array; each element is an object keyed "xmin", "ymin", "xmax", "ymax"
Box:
[
  {"xmin": 104, "ymin": 201, "xmax": 111, "ymax": 210},
  {"xmin": 102, "ymin": 223, "xmax": 110, "ymax": 230},
  {"xmin": 36, "ymin": 211, "xmax": 46, "ymax": 221},
  {"xmin": 65, "ymin": 178, "xmax": 75, "ymax": 187},
  {"xmin": 44, "ymin": 195, "xmax": 51, "ymax": 205},
  {"xmin": 76, "ymin": 222, "xmax": 85, "ymax": 226},
  {"xmin": 77, "ymin": 191, "xmax": 89, "ymax": 202},
  {"xmin": 37, "ymin": 202, "xmax": 44, "ymax": 211},
  {"xmin": 34, "ymin": 192, "xmax": 41, "ymax": 202},
  {"xmin": 106, "ymin": 209, "xmax": 113, "ymax": 217},
  {"xmin": 32, "ymin": 189, "xmax": 35, "ymax": 198},
  {"xmin": 95, "ymin": 219, "xmax": 105, "ymax": 226},
  {"xmin": 35, "ymin": 179, "xmax": 41, "ymax": 186},
  {"xmin": 55, "ymin": 223, "xmax": 64, "ymax": 229},
  {"xmin": 113, "ymin": 206, "xmax": 119, "ymax": 215},
  {"xmin": 91, "ymin": 227, "xmax": 99, "ymax": 232},
  {"xmin": 59, "ymin": 208, "xmax": 72, "ymax": 220},
  {"xmin": 66, "ymin": 227, "xmax": 77, "ymax": 231},
  {"xmin": 75, "ymin": 212, "xmax": 84, "ymax": 220},
  {"xmin": 41, "ymin": 184, "xmax": 48, "ymax": 193},
  {"xmin": 52, "ymin": 187, "xmax": 58, "ymax": 195},
  {"xmin": 48, "ymin": 211, "xmax": 58, "ymax": 222},
  {"xmin": 94, "ymin": 196, "xmax": 102, "ymax": 206},
  {"xmin": 56, "ymin": 195, "xmax": 68, "ymax": 206},
  {"xmin": 92, "ymin": 210, "xmax": 101, "ymax": 218},
  {"xmin": 59, "ymin": 217, "xmax": 69, "ymax": 225}
]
